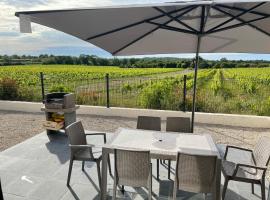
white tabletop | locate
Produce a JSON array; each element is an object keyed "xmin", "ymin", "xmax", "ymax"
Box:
[{"xmin": 105, "ymin": 128, "xmax": 220, "ymax": 158}]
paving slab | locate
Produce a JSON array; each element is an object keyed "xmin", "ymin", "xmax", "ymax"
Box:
[
  {"xmin": 0, "ymin": 131, "xmax": 268, "ymax": 200},
  {"xmin": 28, "ymin": 180, "xmax": 68, "ymax": 200}
]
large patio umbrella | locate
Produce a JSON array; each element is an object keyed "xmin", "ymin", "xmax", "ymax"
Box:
[{"xmin": 15, "ymin": 0, "xmax": 270, "ymax": 132}]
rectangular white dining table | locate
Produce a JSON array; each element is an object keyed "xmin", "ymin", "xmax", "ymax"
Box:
[{"xmin": 100, "ymin": 128, "xmax": 221, "ymax": 200}]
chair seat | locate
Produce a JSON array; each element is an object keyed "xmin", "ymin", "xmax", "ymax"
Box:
[
  {"xmin": 74, "ymin": 147, "xmax": 102, "ymax": 161},
  {"xmin": 222, "ymin": 160, "xmax": 261, "ymax": 180}
]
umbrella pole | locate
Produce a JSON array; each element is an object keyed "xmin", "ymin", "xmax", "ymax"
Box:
[{"xmin": 191, "ymin": 36, "xmax": 201, "ymax": 133}]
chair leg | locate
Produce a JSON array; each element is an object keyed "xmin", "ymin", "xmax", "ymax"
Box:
[
  {"xmin": 261, "ymin": 179, "xmax": 266, "ymax": 200},
  {"xmin": 148, "ymin": 163, "xmax": 152, "ymax": 200},
  {"xmin": 121, "ymin": 185, "xmax": 125, "ymax": 194},
  {"xmin": 203, "ymin": 193, "xmax": 207, "ymax": 200},
  {"xmin": 108, "ymin": 155, "xmax": 113, "ymax": 177},
  {"xmin": 82, "ymin": 161, "xmax": 85, "ymax": 171},
  {"xmin": 168, "ymin": 160, "xmax": 171, "ymax": 180},
  {"xmin": 252, "ymin": 183, "xmax": 255, "ymax": 194},
  {"xmin": 67, "ymin": 158, "xmax": 74, "ymax": 186},
  {"xmin": 222, "ymin": 178, "xmax": 229, "ymax": 200},
  {"xmin": 172, "ymin": 179, "xmax": 177, "ymax": 200},
  {"xmin": 156, "ymin": 159, "xmax": 159, "ymax": 180},
  {"xmin": 96, "ymin": 161, "xmax": 102, "ymax": 190},
  {"xmin": 113, "ymin": 173, "xmax": 117, "ymax": 200}
]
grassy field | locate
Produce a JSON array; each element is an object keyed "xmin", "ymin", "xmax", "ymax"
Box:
[
  {"xmin": 0, "ymin": 65, "xmax": 270, "ymax": 116},
  {"xmin": 0, "ymin": 65, "xmax": 180, "ymax": 85},
  {"xmin": 0, "ymin": 65, "xmax": 182, "ymax": 102}
]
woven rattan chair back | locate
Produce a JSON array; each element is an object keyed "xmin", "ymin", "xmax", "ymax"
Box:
[
  {"xmin": 65, "ymin": 121, "xmax": 104, "ymax": 188},
  {"xmin": 174, "ymin": 152, "xmax": 217, "ymax": 196},
  {"xmin": 66, "ymin": 121, "xmax": 87, "ymax": 146},
  {"xmin": 137, "ymin": 116, "xmax": 161, "ymax": 131},
  {"xmin": 114, "ymin": 149, "xmax": 151, "ymax": 187},
  {"xmin": 166, "ymin": 117, "xmax": 191, "ymax": 133},
  {"xmin": 253, "ymin": 136, "xmax": 270, "ymax": 167}
]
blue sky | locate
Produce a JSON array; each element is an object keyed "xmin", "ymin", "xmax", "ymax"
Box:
[{"xmin": 0, "ymin": 0, "xmax": 270, "ymax": 60}]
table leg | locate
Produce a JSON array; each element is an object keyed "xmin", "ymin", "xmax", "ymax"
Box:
[
  {"xmin": 101, "ymin": 147, "xmax": 109, "ymax": 200},
  {"xmin": 214, "ymin": 158, "xmax": 221, "ymax": 200}
]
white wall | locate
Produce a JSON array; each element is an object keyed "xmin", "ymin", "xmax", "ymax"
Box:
[{"xmin": 0, "ymin": 100, "xmax": 269, "ymax": 128}]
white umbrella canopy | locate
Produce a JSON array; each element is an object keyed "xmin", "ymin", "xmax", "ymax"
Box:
[
  {"xmin": 16, "ymin": 0, "xmax": 270, "ymax": 56},
  {"xmin": 15, "ymin": 0, "xmax": 270, "ymax": 132}
]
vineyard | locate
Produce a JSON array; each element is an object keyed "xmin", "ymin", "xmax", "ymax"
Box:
[{"xmin": 0, "ymin": 65, "xmax": 270, "ymax": 116}]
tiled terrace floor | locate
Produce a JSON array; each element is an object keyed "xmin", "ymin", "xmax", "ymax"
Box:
[{"xmin": 0, "ymin": 131, "xmax": 269, "ymax": 200}]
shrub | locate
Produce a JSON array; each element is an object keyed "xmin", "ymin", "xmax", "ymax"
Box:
[
  {"xmin": 0, "ymin": 78, "xmax": 19, "ymax": 100},
  {"xmin": 76, "ymin": 91, "xmax": 101, "ymax": 105}
]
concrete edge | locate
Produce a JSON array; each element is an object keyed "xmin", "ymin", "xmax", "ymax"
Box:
[{"xmin": 0, "ymin": 100, "xmax": 270, "ymax": 128}]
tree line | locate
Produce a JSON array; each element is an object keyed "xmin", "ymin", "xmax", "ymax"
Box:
[{"xmin": 0, "ymin": 54, "xmax": 270, "ymax": 68}]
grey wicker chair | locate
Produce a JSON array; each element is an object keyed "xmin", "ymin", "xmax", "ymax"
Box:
[
  {"xmin": 173, "ymin": 152, "xmax": 217, "ymax": 200},
  {"xmin": 113, "ymin": 149, "xmax": 152, "ymax": 200},
  {"xmin": 66, "ymin": 121, "xmax": 112, "ymax": 188},
  {"xmin": 165, "ymin": 117, "xmax": 191, "ymax": 179},
  {"xmin": 222, "ymin": 136, "xmax": 270, "ymax": 200},
  {"xmin": 166, "ymin": 117, "xmax": 191, "ymax": 133},
  {"xmin": 137, "ymin": 116, "xmax": 161, "ymax": 131},
  {"xmin": 137, "ymin": 116, "xmax": 161, "ymax": 180}
]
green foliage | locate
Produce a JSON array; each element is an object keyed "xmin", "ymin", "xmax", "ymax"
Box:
[
  {"xmin": 210, "ymin": 70, "xmax": 223, "ymax": 95},
  {"xmin": 139, "ymin": 79, "xmax": 179, "ymax": 110},
  {"xmin": 49, "ymin": 84, "xmax": 71, "ymax": 93},
  {"xmin": 0, "ymin": 65, "xmax": 179, "ymax": 87},
  {"xmin": 1, "ymin": 54, "xmax": 270, "ymax": 69},
  {"xmin": 1, "ymin": 65, "xmax": 270, "ymax": 116},
  {"xmin": 121, "ymin": 83, "xmax": 132, "ymax": 94}
]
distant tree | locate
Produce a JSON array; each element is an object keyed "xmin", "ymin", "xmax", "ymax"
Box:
[
  {"xmin": 220, "ymin": 62, "xmax": 231, "ymax": 68},
  {"xmin": 220, "ymin": 58, "xmax": 228, "ymax": 62},
  {"xmin": 79, "ymin": 55, "xmax": 89, "ymax": 65},
  {"xmin": 111, "ymin": 58, "xmax": 121, "ymax": 66}
]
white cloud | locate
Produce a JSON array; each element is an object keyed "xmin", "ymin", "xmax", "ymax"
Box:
[{"xmin": 0, "ymin": 0, "xmax": 169, "ymax": 55}]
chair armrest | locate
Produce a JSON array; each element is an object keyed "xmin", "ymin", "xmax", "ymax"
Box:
[
  {"xmin": 224, "ymin": 145, "xmax": 253, "ymax": 160},
  {"xmin": 85, "ymin": 132, "xmax": 107, "ymax": 143},
  {"xmin": 69, "ymin": 144, "xmax": 94, "ymax": 149},
  {"xmin": 232, "ymin": 163, "xmax": 267, "ymax": 178}
]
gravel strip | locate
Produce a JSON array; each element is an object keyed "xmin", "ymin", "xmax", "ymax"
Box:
[{"xmin": 1, "ymin": 110, "xmax": 269, "ymax": 151}]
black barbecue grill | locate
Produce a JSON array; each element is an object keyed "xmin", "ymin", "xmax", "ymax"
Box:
[{"xmin": 41, "ymin": 92, "xmax": 79, "ymax": 134}]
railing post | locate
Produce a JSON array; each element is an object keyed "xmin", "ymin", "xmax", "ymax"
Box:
[
  {"xmin": 183, "ymin": 75, "xmax": 187, "ymax": 112},
  {"xmin": 105, "ymin": 73, "xmax": 110, "ymax": 108},
  {"xmin": 40, "ymin": 72, "xmax": 45, "ymax": 103}
]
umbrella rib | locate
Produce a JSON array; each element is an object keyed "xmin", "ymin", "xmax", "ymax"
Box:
[
  {"xmin": 200, "ymin": 5, "xmax": 207, "ymax": 33},
  {"xmin": 112, "ymin": 6, "xmax": 198, "ymax": 55},
  {"xmin": 216, "ymin": 3, "xmax": 270, "ymax": 17},
  {"xmin": 85, "ymin": 5, "xmax": 194, "ymax": 41},
  {"xmin": 208, "ymin": 6, "xmax": 270, "ymax": 36},
  {"xmin": 146, "ymin": 21, "xmax": 196, "ymax": 34},
  {"xmin": 153, "ymin": 7, "xmax": 199, "ymax": 33},
  {"xmin": 207, "ymin": 2, "xmax": 266, "ymax": 33}
]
